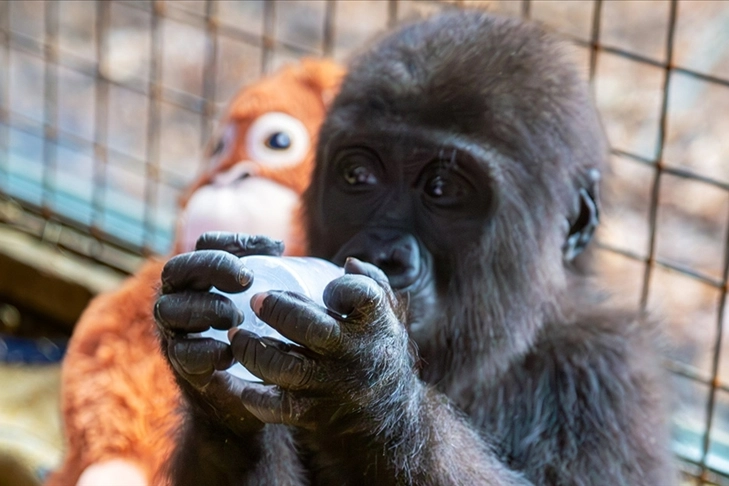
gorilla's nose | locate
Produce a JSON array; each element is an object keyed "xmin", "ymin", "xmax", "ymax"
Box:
[{"xmin": 334, "ymin": 230, "xmax": 421, "ymax": 290}]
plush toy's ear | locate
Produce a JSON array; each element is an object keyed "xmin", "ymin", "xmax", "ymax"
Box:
[
  {"xmin": 297, "ymin": 58, "xmax": 347, "ymax": 106},
  {"xmin": 563, "ymin": 170, "xmax": 600, "ymax": 262}
]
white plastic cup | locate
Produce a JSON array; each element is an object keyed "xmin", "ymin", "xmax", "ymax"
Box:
[{"xmin": 199, "ymin": 255, "xmax": 344, "ymax": 381}]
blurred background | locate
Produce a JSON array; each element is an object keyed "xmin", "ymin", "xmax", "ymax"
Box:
[{"xmin": 0, "ymin": 0, "xmax": 728, "ymax": 484}]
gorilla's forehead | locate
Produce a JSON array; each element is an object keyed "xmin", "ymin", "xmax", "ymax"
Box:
[
  {"xmin": 332, "ymin": 13, "xmax": 584, "ymax": 157},
  {"xmin": 326, "ymin": 98, "xmax": 533, "ymax": 175},
  {"xmin": 335, "ymin": 92, "xmax": 515, "ymax": 142},
  {"xmin": 331, "ymin": 72, "xmax": 562, "ymax": 167},
  {"xmin": 331, "ymin": 121, "xmax": 489, "ymax": 159}
]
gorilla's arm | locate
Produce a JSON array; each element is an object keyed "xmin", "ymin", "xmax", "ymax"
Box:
[
  {"xmin": 237, "ymin": 285, "xmax": 671, "ymax": 485},
  {"xmin": 156, "ymin": 234, "xmax": 527, "ymax": 485},
  {"xmin": 300, "ymin": 385, "xmax": 530, "ymax": 485},
  {"xmin": 155, "ymin": 234, "xmax": 307, "ymax": 485},
  {"xmin": 156, "ymin": 236, "xmax": 671, "ymax": 485},
  {"xmin": 167, "ymin": 419, "xmax": 303, "ymax": 486},
  {"xmin": 227, "ymin": 258, "xmax": 529, "ymax": 485}
]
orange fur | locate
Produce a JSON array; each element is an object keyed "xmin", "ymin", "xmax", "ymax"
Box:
[
  {"xmin": 46, "ymin": 59, "xmax": 344, "ymax": 486},
  {"xmin": 175, "ymin": 59, "xmax": 345, "ymax": 256},
  {"xmin": 47, "ymin": 260, "xmax": 174, "ymax": 485}
]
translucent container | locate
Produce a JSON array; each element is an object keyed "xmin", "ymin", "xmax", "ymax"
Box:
[{"xmin": 199, "ymin": 255, "xmax": 344, "ymax": 381}]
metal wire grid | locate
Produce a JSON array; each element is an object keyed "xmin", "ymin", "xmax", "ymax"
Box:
[
  {"xmin": 558, "ymin": 2, "xmax": 729, "ymax": 483},
  {"xmin": 1, "ymin": 0, "xmax": 729, "ymax": 483},
  {"xmin": 0, "ymin": 0, "xmax": 350, "ymax": 272}
]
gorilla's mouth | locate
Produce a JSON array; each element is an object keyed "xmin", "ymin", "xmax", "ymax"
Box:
[
  {"xmin": 370, "ymin": 247, "xmax": 421, "ymax": 290},
  {"xmin": 332, "ymin": 230, "xmax": 424, "ymax": 291}
]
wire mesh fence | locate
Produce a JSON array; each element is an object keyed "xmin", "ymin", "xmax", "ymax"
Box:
[{"xmin": 1, "ymin": 0, "xmax": 729, "ymax": 483}]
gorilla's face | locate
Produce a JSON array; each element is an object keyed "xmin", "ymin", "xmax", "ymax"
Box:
[
  {"xmin": 304, "ymin": 12, "xmax": 605, "ymax": 352},
  {"xmin": 306, "ymin": 121, "xmax": 500, "ymax": 335}
]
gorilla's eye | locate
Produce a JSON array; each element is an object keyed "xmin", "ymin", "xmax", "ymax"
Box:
[
  {"xmin": 265, "ymin": 132, "xmax": 291, "ymax": 150},
  {"xmin": 426, "ymin": 175, "xmax": 447, "ymax": 197},
  {"xmin": 425, "ymin": 174, "xmax": 460, "ymax": 199},
  {"xmin": 344, "ymin": 165, "xmax": 378, "ymax": 186},
  {"xmin": 335, "ymin": 149, "xmax": 382, "ymax": 188},
  {"xmin": 422, "ymin": 170, "xmax": 469, "ymax": 207}
]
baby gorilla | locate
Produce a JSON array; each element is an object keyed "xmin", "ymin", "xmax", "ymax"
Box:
[{"xmin": 155, "ymin": 10, "xmax": 674, "ymax": 485}]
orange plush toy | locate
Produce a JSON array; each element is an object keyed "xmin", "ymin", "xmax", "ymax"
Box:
[{"xmin": 47, "ymin": 59, "xmax": 345, "ymax": 486}]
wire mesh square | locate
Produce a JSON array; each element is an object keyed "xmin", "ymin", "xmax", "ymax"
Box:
[{"xmin": 1, "ymin": 0, "xmax": 729, "ymax": 482}]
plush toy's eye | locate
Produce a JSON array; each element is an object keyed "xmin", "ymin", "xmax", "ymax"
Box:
[
  {"xmin": 208, "ymin": 124, "xmax": 236, "ymax": 164},
  {"xmin": 265, "ymin": 132, "xmax": 291, "ymax": 150},
  {"xmin": 211, "ymin": 137, "xmax": 226, "ymax": 156},
  {"xmin": 246, "ymin": 112, "xmax": 310, "ymax": 168}
]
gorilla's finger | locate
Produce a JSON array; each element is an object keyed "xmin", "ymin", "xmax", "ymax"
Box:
[
  {"xmin": 155, "ymin": 292, "xmax": 242, "ymax": 332},
  {"xmin": 229, "ymin": 328, "xmax": 317, "ymax": 390},
  {"xmin": 343, "ymin": 257, "xmax": 397, "ymax": 303},
  {"xmin": 250, "ymin": 291, "xmax": 342, "ymax": 354},
  {"xmin": 343, "ymin": 257, "xmax": 389, "ymax": 287},
  {"xmin": 195, "ymin": 232, "xmax": 285, "ymax": 257},
  {"xmin": 239, "ymin": 383, "xmax": 314, "ymax": 427},
  {"xmin": 191, "ymin": 372, "xmax": 265, "ymax": 435},
  {"xmin": 161, "ymin": 250, "xmax": 252, "ymax": 294},
  {"xmin": 323, "ymin": 274, "xmax": 387, "ymax": 321},
  {"xmin": 168, "ymin": 337, "xmax": 234, "ymax": 387}
]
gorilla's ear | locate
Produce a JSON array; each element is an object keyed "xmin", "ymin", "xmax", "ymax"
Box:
[{"xmin": 563, "ymin": 172, "xmax": 600, "ymax": 261}]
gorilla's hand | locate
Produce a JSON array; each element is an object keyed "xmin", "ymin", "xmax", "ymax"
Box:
[
  {"xmin": 154, "ymin": 232, "xmax": 284, "ymax": 436},
  {"xmin": 228, "ymin": 258, "xmax": 419, "ymax": 434}
]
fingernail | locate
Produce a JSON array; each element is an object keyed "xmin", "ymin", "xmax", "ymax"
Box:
[
  {"xmin": 238, "ymin": 265, "xmax": 254, "ymax": 287},
  {"xmin": 227, "ymin": 327, "xmax": 238, "ymax": 341},
  {"xmin": 234, "ymin": 308, "xmax": 244, "ymax": 325},
  {"xmin": 171, "ymin": 341, "xmax": 195, "ymax": 375},
  {"xmin": 250, "ymin": 292, "xmax": 268, "ymax": 314}
]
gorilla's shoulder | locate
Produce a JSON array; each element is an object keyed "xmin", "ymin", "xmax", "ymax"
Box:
[{"xmin": 525, "ymin": 309, "xmax": 665, "ymax": 382}]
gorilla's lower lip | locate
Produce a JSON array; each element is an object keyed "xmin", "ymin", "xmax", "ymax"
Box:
[
  {"xmin": 392, "ymin": 259, "xmax": 430, "ymax": 293},
  {"xmin": 391, "ymin": 281, "xmax": 417, "ymax": 293}
]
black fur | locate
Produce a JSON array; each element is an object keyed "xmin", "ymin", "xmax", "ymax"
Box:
[{"xmin": 157, "ymin": 10, "xmax": 674, "ymax": 485}]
